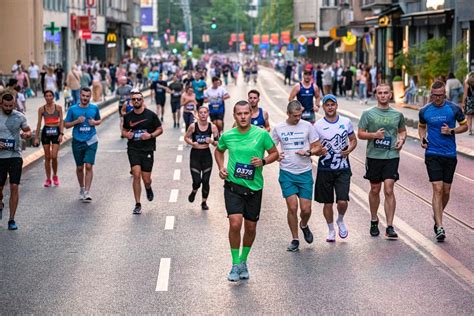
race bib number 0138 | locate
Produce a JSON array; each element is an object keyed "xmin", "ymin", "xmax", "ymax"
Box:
[{"xmin": 234, "ymin": 162, "xmax": 255, "ymax": 180}]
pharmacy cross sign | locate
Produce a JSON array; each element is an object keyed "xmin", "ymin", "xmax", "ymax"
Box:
[{"xmin": 45, "ymin": 22, "xmax": 60, "ymax": 36}]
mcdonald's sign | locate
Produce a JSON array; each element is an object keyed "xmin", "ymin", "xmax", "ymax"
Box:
[{"xmin": 107, "ymin": 33, "xmax": 117, "ymax": 43}]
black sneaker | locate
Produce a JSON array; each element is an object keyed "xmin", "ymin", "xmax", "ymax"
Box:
[
  {"xmin": 201, "ymin": 202, "xmax": 209, "ymax": 210},
  {"xmin": 133, "ymin": 204, "xmax": 142, "ymax": 214},
  {"xmin": 287, "ymin": 239, "xmax": 300, "ymax": 252},
  {"xmin": 435, "ymin": 226, "xmax": 446, "ymax": 242},
  {"xmin": 385, "ymin": 226, "xmax": 398, "ymax": 239},
  {"xmin": 8, "ymin": 219, "xmax": 18, "ymax": 230},
  {"xmin": 299, "ymin": 223, "xmax": 314, "ymax": 244},
  {"xmin": 433, "ymin": 224, "xmax": 438, "ymax": 234},
  {"xmin": 188, "ymin": 191, "xmax": 196, "ymax": 203},
  {"xmin": 0, "ymin": 201, "xmax": 3, "ymax": 220},
  {"xmin": 146, "ymin": 187, "xmax": 154, "ymax": 201},
  {"xmin": 370, "ymin": 220, "xmax": 380, "ymax": 237}
]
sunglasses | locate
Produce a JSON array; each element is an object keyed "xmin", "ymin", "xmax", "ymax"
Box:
[
  {"xmin": 431, "ymin": 94, "xmax": 445, "ymax": 98},
  {"xmin": 131, "ymin": 98, "xmax": 142, "ymax": 102}
]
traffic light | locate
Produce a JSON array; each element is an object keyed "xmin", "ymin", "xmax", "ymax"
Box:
[{"xmin": 211, "ymin": 17, "xmax": 217, "ymax": 30}]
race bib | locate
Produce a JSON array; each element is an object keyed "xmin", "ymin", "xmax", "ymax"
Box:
[
  {"xmin": 196, "ymin": 135, "xmax": 208, "ymax": 144},
  {"xmin": 133, "ymin": 129, "xmax": 145, "ymax": 141},
  {"xmin": 172, "ymin": 92, "xmax": 181, "ymax": 97},
  {"xmin": 45, "ymin": 127, "xmax": 59, "ymax": 136},
  {"xmin": 374, "ymin": 136, "xmax": 392, "ymax": 150},
  {"xmin": 156, "ymin": 88, "xmax": 164, "ymax": 93},
  {"xmin": 301, "ymin": 111, "xmax": 314, "ymax": 121},
  {"xmin": 79, "ymin": 126, "xmax": 91, "ymax": 134},
  {"xmin": 0, "ymin": 138, "xmax": 15, "ymax": 151},
  {"xmin": 234, "ymin": 162, "xmax": 255, "ymax": 180},
  {"xmin": 186, "ymin": 103, "xmax": 195, "ymax": 111}
]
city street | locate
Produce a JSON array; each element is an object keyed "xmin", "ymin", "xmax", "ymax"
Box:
[{"xmin": 1, "ymin": 68, "xmax": 473, "ymax": 314}]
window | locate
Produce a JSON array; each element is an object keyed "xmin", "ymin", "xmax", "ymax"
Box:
[{"xmin": 323, "ymin": 0, "xmax": 336, "ymax": 6}]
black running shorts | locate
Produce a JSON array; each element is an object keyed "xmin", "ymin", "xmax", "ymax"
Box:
[
  {"xmin": 364, "ymin": 157, "xmax": 400, "ymax": 183},
  {"xmin": 127, "ymin": 149, "xmax": 154, "ymax": 172},
  {"xmin": 425, "ymin": 155, "xmax": 457, "ymax": 184},
  {"xmin": 224, "ymin": 181, "xmax": 262, "ymax": 222},
  {"xmin": 0, "ymin": 157, "xmax": 23, "ymax": 185}
]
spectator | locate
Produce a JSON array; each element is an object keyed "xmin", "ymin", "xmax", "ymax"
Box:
[
  {"xmin": 11, "ymin": 59, "xmax": 22, "ymax": 75},
  {"xmin": 462, "ymin": 72, "xmax": 474, "ymax": 135},
  {"xmin": 13, "ymin": 85, "xmax": 26, "ymax": 113},
  {"xmin": 44, "ymin": 67, "xmax": 58, "ymax": 100},
  {"xmin": 55, "ymin": 63, "xmax": 64, "ymax": 92},
  {"xmin": 15, "ymin": 66, "xmax": 29, "ymax": 92},
  {"xmin": 403, "ymin": 76, "xmax": 418, "ymax": 105},
  {"xmin": 40, "ymin": 65, "xmax": 47, "ymax": 93},
  {"xmin": 322, "ymin": 64, "xmax": 333, "ymax": 95},
  {"xmin": 446, "ymin": 72, "xmax": 463, "ymax": 104},
  {"xmin": 28, "ymin": 61, "xmax": 40, "ymax": 96},
  {"xmin": 66, "ymin": 65, "xmax": 81, "ymax": 105}
]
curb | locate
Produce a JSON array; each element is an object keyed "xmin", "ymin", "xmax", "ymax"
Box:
[
  {"xmin": 22, "ymin": 89, "xmax": 151, "ymax": 170},
  {"xmin": 268, "ymin": 67, "xmax": 473, "ymax": 158}
]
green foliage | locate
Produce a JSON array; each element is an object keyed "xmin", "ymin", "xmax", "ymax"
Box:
[
  {"xmin": 191, "ymin": 46, "xmax": 203, "ymax": 59},
  {"xmin": 260, "ymin": 0, "xmax": 294, "ymax": 34},
  {"xmin": 454, "ymin": 43, "xmax": 469, "ymax": 81},
  {"xmin": 392, "ymin": 76, "xmax": 402, "ymax": 81},
  {"xmin": 394, "ymin": 37, "xmax": 468, "ymax": 86}
]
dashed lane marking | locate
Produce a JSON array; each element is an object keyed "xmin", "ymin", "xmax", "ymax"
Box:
[
  {"xmin": 178, "ymin": 144, "xmax": 183, "ymax": 151},
  {"xmin": 165, "ymin": 216, "xmax": 175, "ymax": 230},
  {"xmin": 169, "ymin": 189, "xmax": 179, "ymax": 203},
  {"xmin": 155, "ymin": 258, "xmax": 171, "ymax": 291},
  {"xmin": 179, "ymin": 136, "xmax": 184, "ymax": 142},
  {"xmin": 181, "ymin": 128, "xmax": 185, "ymax": 133},
  {"xmin": 173, "ymin": 169, "xmax": 181, "ymax": 181},
  {"xmin": 176, "ymin": 155, "xmax": 182, "ymax": 163}
]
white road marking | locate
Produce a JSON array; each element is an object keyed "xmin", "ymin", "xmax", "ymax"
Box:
[
  {"xmin": 179, "ymin": 136, "xmax": 184, "ymax": 142},
  {"xmin": 155, "ymin": 258, "xmax": 171, "ymax": 291},
  {"xmin": 177, "ymin": 144, "xmax": 183, "ymax": 151},
  {"xmin": 173, "ymin": 169, "xmax": 181, "ymax": 180},
  {"xmin": 165, "ymin": 216, "xmax": 175, "ymax": 230},
  {"xmin": 176, "ymin": 155, "xmax": 182, "ymax": 163},
  {"xmin": 181, "ymin": 128, "xmax": 185, "ymax": 133},
  {"xmin": 169, "ymin": 189, "xmax": 179, "ymax": 203},
  {"xmin": 101, "ymin": 149, "xmax": 127, "ymax": 153}
]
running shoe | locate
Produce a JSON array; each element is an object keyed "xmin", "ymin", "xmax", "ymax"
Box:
[
  {"xmin": 337, "ymin": 220, "xmax": 349, "ymax": 239},
  {"xmin": 385, "ymin": 226, "xmax": 398, "ymax": 239},
  {"xmin": 8, "ymin": 219, "xmax": 17, "ymax": 230},
  {"xmin": 79, "ymin": 188, "xmax": 85, "ymax": 201},
  {"xmin": 435, "ymin": 226, "xmax": 446, "ymax": 242},
  {"xmin": 326, "ymin": 230, "xmax": 336, "ymax": 242},
  {"xmin": 188, "ymin": 191, "xmax": 196, "ymax": 203},
  {"xmin": 201, "ymin": 202, "xmax": 209, "ymax": 210},
  {"xmin": 287, "ymin": 239, "xmax": 300, "ymax": 252},
  {"xmin": 433, "ymin": 224, "xmax": 437, "ymax": 234},
  {"xmin": 299, "ymin": 223, "xmax": 314, "ymax": 244},
  {"xmin": 44, "ymin": 179, "xmax": 52, "ymax": 187},
  {"xmin": 0, "ymin": 201, "xmax": 3, "ymax": 220},
  {"xmin": 52, "ymin": 175, "xmax": 60, "ymax": 186},
  {"xmin": 146, "ymin": 187, "xmax": 154, "ymax": 201},
  {"xmin": 133, "ymin": 204, "xmax": 142, "ymax": 214},
  {"xmin": 239, "ymin": 261, "xmax": 249, "ymax": 280},
  {"xmin": 227, "ymin": 264, "xmax": 240, "ymax": 282},
  {"xmin": 83, "ymin": 191, "xmax": 92, "ymax": 203},
  {"xmin": 370, "ymin": 220, "xmax": 380, "ymax": 237}
]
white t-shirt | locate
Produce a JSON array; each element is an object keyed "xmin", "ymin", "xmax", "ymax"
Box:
[
  {"xmin": 272, "ymin": 119, "xmax": 318, "ymax": 174},
  {"xmin": 44, "ymin": 74, "xmax": 57, "ymax": 92},
  {"xmin": 28, "ymin": 65, "xmax": 39, "ymax": 79},
  {"xmin": 204, "ymin": 86, "xmax": 228, "ymax": 102},
  {"xmin": 129, "ymin": 62, "xmax": 138, "ymax": 73},
  {"xmin": 313, "ymin": 115, "xmax": 354, "ymax": 171}
]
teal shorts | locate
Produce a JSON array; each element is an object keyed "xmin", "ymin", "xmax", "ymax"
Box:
[
  {"xmin": 278, "ymin": 169, "xmax": 314, "ymax": 200},
  {"xmin": 72, "ymin": 139, "xmax": 98, "ymax": 166}
]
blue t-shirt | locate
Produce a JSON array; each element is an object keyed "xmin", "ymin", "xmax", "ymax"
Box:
[
  {"xmin": 148, "ymin": 71, "xmax": 159, "ymax": 82},
  {"xmin": 192, "ymin": 80, "xmax": 207, "ymax": 100},
  {"xmin": 65, "ymin": 104, "xmax": 101, "ymax": 142},
  {"xmin": 419, "ymin": 101, "xmax": 466, "ymax": 158},
  {"xmin": 296, "ymin": 82, "xmax": 315, "ymax": 112}
]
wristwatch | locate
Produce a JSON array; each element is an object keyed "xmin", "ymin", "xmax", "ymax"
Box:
[
  {"xmin": 261, "ymin": 158, "xmax": 266, "ymax": 166},
  {"xmin": 305, "ymin": 150, "xmax": 312, "ymax": 157},
  {"xmin": 450, "ymin": 129, "xmax": 455, "ymax": 135}
]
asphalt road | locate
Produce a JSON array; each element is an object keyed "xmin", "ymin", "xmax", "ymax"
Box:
[{"xmin": 0, "ymin": 69, "xmax": 473, "ymax": 314}]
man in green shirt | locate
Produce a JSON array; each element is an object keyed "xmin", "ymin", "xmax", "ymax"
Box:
[
  {"xmin": 357, "ymin": 84, "xmax": 407, "ymax": 239},
  {"xmin": 215, "ymin": 100, "xmax": 278, "ymax": 282}
]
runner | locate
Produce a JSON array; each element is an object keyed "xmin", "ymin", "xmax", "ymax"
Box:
[
  {"xmin": 418, "ymin": 81, "xmax": 468, "ymax": 241},
  {"xmin": 0, "ymin": 90, "xmax": 32, "ymax": 230},
  {"xmin": 272, "ymin": 100, "xmax": 323, "ymax": 251},
  {"xmin": 122, "ymin": 89, "xmax": 163, "ymax": 214},
  {"xmin": 168, "ymin": 74, "xmax": 183, "ymax": 128},
  {"xmin": 181, "ymin": 85, "xmax": 197, "ymax": 131},
  {"xmin": 215, "ymin": 100, "xmax": 278, "ymax": 282},
  {"xmin": 204, "ymin": 77, "xmax": 230, "ymax": 135},
  {"xmin": 313, "ymin": 94, "xmax": 357, "ymax": 242},
  {"xmin": 115, "ymin": 76, "xmax": 133, "ymax": 138},
  {"xmin": 33, "ymin": 90, "xmax": 64, "ymax": 187},
  {"xmin": 192, "ymin": 71, "xmax": 207, "ymax": 109},
  {"xmin": 251, "ymin": 61, "xmax": 258, "ymax": 84},
  {"xmin": 151, "ymin": 72, "xmax": 168, "ymax": 122},
  {"xmin": 248, "ymin": 89, "xmax": 270, "ymax": 131},
  {"xmin": 184, "ymin": 106, "xmax": 219, "ymax": 210},
  {"xmin": 288, "ymin": 69, "xmax": 321, "ymax": 124},
  {"xmin": 357, "ymin": 84, "xmax": 406, "ymax": 239},
  {"xmin": 64, "ymin": 87, "xmax": 102, "ymax": 202}
]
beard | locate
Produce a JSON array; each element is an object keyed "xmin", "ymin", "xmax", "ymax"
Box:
[
  {"xmin": 133, "ymin": 104, "xmax": 142, "ymax": 109},
  {"xmin": 3, "ymin": 109, "xmax": 13, "ymax": 115}
]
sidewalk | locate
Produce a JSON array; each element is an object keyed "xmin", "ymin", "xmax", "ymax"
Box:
[{"xmin": 270, "ymin": 69, "xmax": 474, "ymax": 158}]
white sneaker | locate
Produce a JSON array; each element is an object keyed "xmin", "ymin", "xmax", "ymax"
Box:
[
  {"xmin": 326, "ymin": 230, "xmax": 336, "ymax": 242},
  {"xmin": 83, "ymin": 191, "xmax": 92, "ymax": 203},
  {"xmin": 337, "ymin": 220, "xmax": 349, "ymax": 239},
  {"xmin": 79, "ymin": 188, "xmax": 85, "ymax": 201}
]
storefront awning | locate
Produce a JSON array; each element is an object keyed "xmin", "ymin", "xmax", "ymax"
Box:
[{"xmin": 400, "ymin": 9, "xmax": 454, "ymax": 27}]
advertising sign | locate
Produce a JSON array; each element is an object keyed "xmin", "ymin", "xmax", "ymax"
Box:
[{"xmin": 141, "ymin": 0, "xmax": 158, "ymax": 33}]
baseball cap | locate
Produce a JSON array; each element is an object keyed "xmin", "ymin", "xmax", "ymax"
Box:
[{"xmin": 322, "ymin": 94, "xmax": 337, "ymax": 104}]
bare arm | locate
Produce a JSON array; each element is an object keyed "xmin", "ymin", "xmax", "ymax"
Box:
[
  {"xmin": 184, "ymin": 123, "xmax": 196, "ymax": 146},
  {"xmin": 288, "ymin": 84, "xmax": 300, "ymax": 101},
  {"xmin": 214, "ymin": 147, "xmax": 228, "ymax": 179},
  {"xmin": 357, "ymin": 128, "xmax": 384, "ymax": 140},
  {"xmin": 263, "ymin": 111, "xmax": 270, "ymax": 132},
  {"xmin": 313, "ymin": 84, "xmax": 321, "ymax": 112},
  {"xmin": 341, "ymin": 133, "xmax": 357, "ymax": 157},
  {"xmin": 34, "ymin": 107, "xmax": 43, "ymax": 144},
  {"xmin": 395, "ymin": 128, "xmax": 407, "ymax": 150}
]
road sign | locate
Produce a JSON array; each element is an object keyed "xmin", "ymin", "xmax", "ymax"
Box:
[
  {"xmin": 45, "ymin": 22, "xmax": 60, "ymax": 36},
  {"xmin": 79, "ymin": 30, "xmax": 91, "ymax": 40},
  {"xmin": 298, "ymin": 44, "xmax": 307, "ymax": 55},
  {"xmin": 177, "ymin": 32, "xmax": 187, "ymax": 44},
  {"xmin": 297, "ymin": 35, "xmax": 307, "ymax": 45},
  {"xmin": 202, "ymin": 34, "xmax": 210, "ymax": 43}
]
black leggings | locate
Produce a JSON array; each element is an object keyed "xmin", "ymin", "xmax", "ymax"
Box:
[
  {"xmin": 190, "ymin": 148, "xmax": 213, "ymax": 199},
  {"xmin": 183, "ymin": 111, "xmax": 194, "ymax": 130}
]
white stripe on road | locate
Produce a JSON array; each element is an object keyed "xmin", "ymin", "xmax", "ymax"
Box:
[
  {"xmin": 169, "ymin": 189, "xmax": 179, "ymax": 203},
  {"xmin": 173, "ymin": 169, "xmax": 181, "ymax": 180},
  {"xmin": 165, "ymin": 216, "xmax": 175, "ymax": 230},
  {"xmin": 155, "ymin": 258, "xmax": 171, "ymax": 291},
  {"xmin": 176, "ymin": 155, "xmax": 182, "ymax": 163},
  {"xmin": 178, "ymin": 144, "xmax": 183, "ymax": 151},
  {"xmin": 179, "ymin": 136, "xmax": 184, "ymax": 142},
  {"xmin": 181, "ymin": 128, "xmax": 185, "ymax": 133}
]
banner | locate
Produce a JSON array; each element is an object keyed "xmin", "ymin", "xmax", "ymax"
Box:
[
  {"xmin": 238, "ymin": 33, "xmax": 245, "ymax": 42},
  {"xmin": 270, "ymin": 33, "xmax": 279, "ymax": 45},
  {"xmin": 253, "ymin": 34, "xmax": 260, "ymax": 45},
  {"xmin": 281, "ymin": 31, "xmax": 291, "ymax": 44},
  {"xmin": 141, "ymin": 0, "xmax": 158, "ymax": 33},
  {"xmin": 230, "ymin": 33, "xmax": 237, "ymax": 42},
  {"xmin": 261, "ymin": 34, "xmax": 269, "ymax": 44},
  {"xmin": 177, "ymin": 31, "xmax": 187, "ymax": 44}
]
